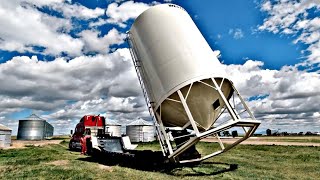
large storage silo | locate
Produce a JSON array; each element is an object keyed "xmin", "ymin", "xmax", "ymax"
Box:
[
  {"xmin": 126, "ymin": 119, "xmax": 155, "ymax": 142},
  {"xmin": 129, "ymin": 4, "xmax": 232, "ymax": 130},
  {"xmin": 128, "ymin": 4, "xmax": 260, "ymax": 163},
  {"xmin": 0, "ymin": 124, "xmax": 12, "ymax": 148},
  {"xmin": 105, "ymin": 120, "xmax": 121, "ymax": 137},
  {"xmin": 17, "ymin": 114, "xmax": 54, "ymax": 140}
]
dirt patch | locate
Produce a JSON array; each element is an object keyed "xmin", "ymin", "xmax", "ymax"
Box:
[
  {"xmin": 98, "ymin": 164, "xmax": 113, "ymax": 172},
  {"xmin": 45, "ymin": 160, "xmax": 69, "ymax": 166},
  {"xmin": 7, "ymin": 140, "xmax": 64, "ymax": 149}
]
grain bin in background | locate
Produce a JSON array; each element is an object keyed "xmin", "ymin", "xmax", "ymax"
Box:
[
  {"xmin": 126, "ymin": 119, "xmax": 155, "ymax": 142},
  {"xmin": 105, "ymin": 120, "xmax": 122, "ymax": 137},
  {"xmin": 128, "ymin": 4, "xmax": 260, "ymax": 163},
  {"xmin": 17, "ymin": 114, "xmax": 54, "ymax": 140},
  {"xmin": 0, "ymin": 124, "xmax": 12, "ymax": 148}
]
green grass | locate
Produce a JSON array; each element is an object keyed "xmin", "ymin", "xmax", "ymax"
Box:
[
  {"xmin": 252, "ymin": 136, "xmax": 320, "ymax": 143},
  {"xmin": 0, "ymin": 140, "xmax": 319, "ymax": 179}
]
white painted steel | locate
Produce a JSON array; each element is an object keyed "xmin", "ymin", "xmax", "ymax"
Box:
[
  {"xmin": 0, "ymin": 131, "xmax": 11, "ymax": 148},
  {"xmin": 129, "ymin": 4, "xmax": 233, "ymax": 130}
]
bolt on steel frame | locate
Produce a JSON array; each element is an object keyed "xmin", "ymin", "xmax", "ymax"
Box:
[{"xmin": 127, "ymin": 32, "xmax": 261, "ymax": 163}]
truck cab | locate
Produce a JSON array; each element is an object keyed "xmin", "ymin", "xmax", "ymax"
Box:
[{"xmin": 69, "ymin": 115, "xmax": 105, "ymax": 150}]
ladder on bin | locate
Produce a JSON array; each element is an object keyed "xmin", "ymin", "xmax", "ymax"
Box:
[{"xmin": 126, "ymin": 32, "xmax": 169, "ymax": 156}]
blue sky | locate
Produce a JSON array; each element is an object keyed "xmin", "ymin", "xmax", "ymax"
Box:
[
  {"xmin": 0, "ymin": 0, "xmax": 319, "ymax": 135},
  {"xmin": 180, "ymin": 0, "xmax": 306, "ymax": 69}
]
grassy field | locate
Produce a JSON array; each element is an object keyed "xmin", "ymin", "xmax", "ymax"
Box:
[
  {"xmin": 0, "ymin": 140, "xmax": 319, "ymax": 179},
  {"xmin": 251, "ymin": 136, "xmax": 320, "ymax": 143}
]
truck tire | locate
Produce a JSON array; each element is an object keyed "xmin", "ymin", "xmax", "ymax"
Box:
[
  {"xmin": 69, "ymin": 140, "xmax": 76, "ymax": 150},
  {"xmin": 86, "ymin": 138, "xmax": 92, "ymax": 155}
]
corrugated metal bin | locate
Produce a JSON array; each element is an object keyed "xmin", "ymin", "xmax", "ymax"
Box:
[
  {"xmin": 0, "ymin": 124, "xmax": 12, "ymax": 148},
  {"xmin": 126, "ymin": 119, "xmax": 155, "ymax": 142},
  {"xmin": 17, "ymin": 114, "xmax": 54, "ymax": 140}
]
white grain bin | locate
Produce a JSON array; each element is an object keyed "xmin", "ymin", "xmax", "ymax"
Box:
[
  {"xmin": 105, "ymin": 120, "xmax": 122, "ymax": 137},
  {"xmin": 126, "ymin": 119, "xmax": 155, "ymax": 142},
  {"xmin": 17, "ymin": 114, "xmax": 54, "ymax": 140},
  {"xmin": 128, "ymin": 4, "xmax": 260, "ymax": 163},
  {"xmin": 0, "ymin": 124, "xmax": 12, "ymax": 148},
  {"xmin": 129, "ymin": 4, "xmax": 233, "ymax": 131}
]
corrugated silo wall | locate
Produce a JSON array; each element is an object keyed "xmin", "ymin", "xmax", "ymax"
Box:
[
  {"xmin": 17, "ymin": 120, "xmax": 45, "ymax": 140},
  {"xmin": 126, "ymin": 125, "xmax": 155, "ymax": 142},
  {"xmin": 44, "ymin": 121, "xmax": 54, "ymax": 138},
  {"xmin": 105, "ymin": 125, "xmax": 121, "ymax": 137}
]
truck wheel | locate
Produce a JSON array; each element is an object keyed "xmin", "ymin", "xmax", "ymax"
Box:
[
  {"xmin": 86, "ymin": 138, "xmax": 92, "ymax": 155},
  {"xmin": 69, "ymin": 140, "xmax": 76, "ymax": 150}
]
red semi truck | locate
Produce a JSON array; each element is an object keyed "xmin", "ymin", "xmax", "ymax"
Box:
[
  {"xmin": 69, "ymin": 115, "xmax": 137, "ymax": 154},
  {"xmin": 69, "ymin": 115, "xmax": 105, "ymax": 150}
]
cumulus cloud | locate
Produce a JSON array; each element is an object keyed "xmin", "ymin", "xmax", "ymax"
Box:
[
  {"xmin": 223, "ymin": 60, "xmax": 320, "ymax": 132},
  {"xmin": 229, "ymin": 28, "xmax": 244, "ymax": 39},
  {"xmin": 49, "ymin": 2, "xmax": 105, "ymax": 20},
  {"xmin": 0, "ymin": 48, "xmax": 142, "ymax": 108},
  {"xmin": 0, "ymin": 48, "xmax": 149, "ymax": 133},
  {"xmin": 0, "ymin": 0, "xmax": 127, "ymax": 56},
  {"xmin": 2, "ymin": 53, "xmax": 319, "ymax": 133},
  {"xmin": 106, "ymin": 1, "xmax": 151, "ymax": 28},
  {"xmin": 89, "ymin": 18, "xmax": 108, "ymax": 28},
  {"xmin": 258, "ymin": 0, "xmax": 320, "ymax": 64},
  {"xmin": 0, "ymin": 0, "xmax": 157, "ymax": 134},
  {"xmin": 79, "ymin": 28, "xmax": 126, "ymax": 54},
  {"xmin": 0, "ymin": 1, "xmax": 84, "ymax": 56}
]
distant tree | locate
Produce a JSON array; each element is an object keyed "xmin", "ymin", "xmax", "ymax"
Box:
[
  {"xmin": 266, "ymin": 129, "xmax": 271, "ymax": 136},
  {"xmin": 232, "ymin": 130, "xmax": 238, "ymax": 138},
  {"xmin": 223, "ymin": 131, "xmax": 230, "ymax": 137},
  {"xmin": 281, "ymin": 132, "xmax": 288, "ymax": 136},
  {"xmin": 298, "ymin": 132, "xmax": 304, "ymax": 136},
  {"xmin": 305, "ymin": 131, "xmax": 314, "ymax": 136}
]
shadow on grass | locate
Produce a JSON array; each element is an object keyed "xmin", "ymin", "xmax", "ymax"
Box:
[
  {"xmin": 168, "ymin": 161, "xmax": 238, "ymax": 177},
  {"xmin": 77, "ymin": 150, "xmax": 237, "ymax": 177}
]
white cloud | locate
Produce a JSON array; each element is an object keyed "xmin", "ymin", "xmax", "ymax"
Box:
[
  {"xmin": 79, "ymin": 28, "xmax": 126, "ymax": 54},
  {"xmin": 89, "ymin": 18, "xmax": 108, "ymax": 28},
  {"xmin": 0, "ymin": 48, "xmax": 149, "ymax": 134},
  {"xmin": 50, "ymin": 3, "xmax": 105, "ymax": 20},
  {"xmin": 0, "ymin": 48, "xmax": 141, "ymax": 108},
  {"xmin": 2, "ymin": 53, "xmax": 319, "ymax": 133},
  {"xmin": 0, "ymin": 0, "xmax": 156, "ymax": 134},
  {"xmin": 258, "ymin": 0, "xmax": 320, "ymax": 64},
  {"xmin": 25, "ymin": 0, "xmax": 65, "ymax": 6},
  {"xmin": 229, "ymin": 28, "xmax": 244, "ymax": 39},
  {"xmin": 223, "ymin": 60, "xmax": 320, "ymax": 132},
  {"xmin": 0, "ymin": 0, "xmax": 83, "ymax": 56},
  {"xmin": 0, "ymin": 1, "xmax": 131, "ymax": 56},
  {"xmin": 106, "ymin": 1, "xmax": 151, "ymax": 28}
]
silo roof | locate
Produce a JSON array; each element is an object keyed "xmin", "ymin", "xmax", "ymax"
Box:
[
  {"xmin": 105, "ymin": 120, "xmax": 121, "ymax": 126},
  {"xmin": 127, "ymin": 119, "xmax": 153, "ymax": 126},
  {"xmin": 23, "ymin": 114, "xmax": 45, "ymax": 121},
  {"xmin": 0, "ymin": 124, "xmax": 11, "ymax": 131}
]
